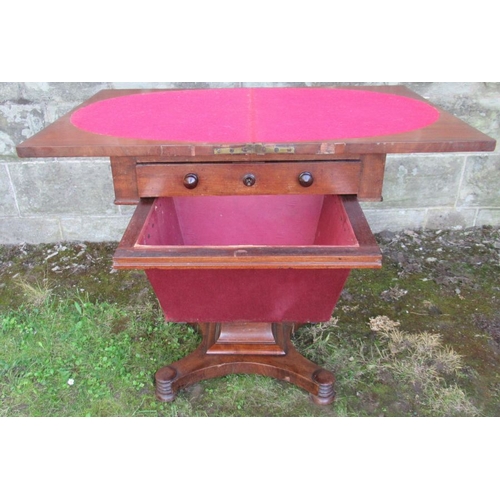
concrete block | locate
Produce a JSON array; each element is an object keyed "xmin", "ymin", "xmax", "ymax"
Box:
[
  {"xmin": 118, "ymin": 204, "xmax": 137, "ymax": 216},
  {"xmin": 60, "ymin": 216, "xmax": 132, "ymax": 241},
  {"xmin": 241, "ymin": 82, "xmax": 308, "ymax": 88},
  {"xmin": 0, "ymin": 83, "xmax": 22, "ymax": 101},
  {"xmin": 0, "ymin": 163, "xmax": 18, "ymax": 216},
  {"xmin": 381, "ymin": 154, "xmax": 464, "ymax": 208},
  {"xmin": 0, "ymin": 103, "xmax": 45, "ymax": 157},
  {"xmin": 458, "ymin": 154, "xmax": 500, "ymax": 207},
  {"xmin": 110, "ymin": 82, "xmax": 241, "ymax": 90},
  {"xmin": 304, "ymin": 82, "xmax": 398, "ymax": 88},
  {"xmin": 475, "ymin": 209, "xmax": 500, "ymax": 227},
  {"xmin": 19, "ymin": 83, "xmax": 110, "ymax": 104},
  {"xmin": 8, "ymin": 159, "xmax": 119, "ymax": 216},
  {"xmin": 407, "ymin": 83, "xmax": 487, "ymax": 108},
  {"xmin": 425, "ymin": 208, "xmax": 477, "ymax": 230},
  {"xmin": 0, "ymin": 101, "xmax": 87, "ymax": 158},
  {"xmin": 0, "ymin": 217, "xmax": 62, "ymax": 244},
  {"xmin": 45, "ymin": 102, "xmax": 85, "ymax": 124},
  {"xmin": 362, "ymin": 207, "xmax": 427, "ymax": 233},
  {"xmin": 1, "ymin": 82, "xmax": 498, "ymax": 246}
]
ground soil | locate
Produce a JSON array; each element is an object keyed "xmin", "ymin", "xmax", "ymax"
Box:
[{"xmin": 1, "ymin": 225, "xmax": 499, "ymax": 415}]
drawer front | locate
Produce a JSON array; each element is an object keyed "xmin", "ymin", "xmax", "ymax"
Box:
[{"xmin": 136, "ymin": 161, "xmax": 361, "ymax": 197}]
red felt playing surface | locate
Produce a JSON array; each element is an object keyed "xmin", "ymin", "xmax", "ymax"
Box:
[{"xmin": 70, "ymin": 87, "xmax": 440, "ymax": 143}]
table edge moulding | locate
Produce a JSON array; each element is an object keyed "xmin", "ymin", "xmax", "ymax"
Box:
[{"xmin": 16, "ymin": 85, "xmax": 496, "ymax": 405}]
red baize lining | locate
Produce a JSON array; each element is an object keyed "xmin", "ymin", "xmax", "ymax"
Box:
[
  {"xmin": 135, "ymin": 195, "xmax": 360, "ymax": 322},
  {"xmin": 70, "ymin": 87, "xmax": 440, "ymax": 142}
]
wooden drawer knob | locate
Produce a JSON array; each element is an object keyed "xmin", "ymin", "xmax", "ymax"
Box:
[
  {"xmin": 183, "ymin": 173, "xmax": 199, "ymax": 189},
  {"xmin": 243, "ymin": 173, "xmax": 256, "ymax": 187},
  {"xmin": 298, "ymin": 171, "xmax": 314, "ymax": 187}
]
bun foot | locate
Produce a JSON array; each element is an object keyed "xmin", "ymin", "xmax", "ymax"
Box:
[
  {"xmin": 310, "ymin": 369, "xmax": 336, "ymax": 405},
  {"xmin": 155, "ymin": 366, "xmax": 178, "ymax": 402}
]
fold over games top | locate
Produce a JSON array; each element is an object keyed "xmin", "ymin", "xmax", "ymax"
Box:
[{"xmin": 16, "ymin": 86, "xmax": 496, "ymax": 158}]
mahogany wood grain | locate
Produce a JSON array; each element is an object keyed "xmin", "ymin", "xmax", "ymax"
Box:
[
  {"xmin": 118, "ymin": 156, "xmax": 382, "ymax": 203},
  {"xmin": 136, "ymin": 161, "xmax": 361, "ymax": 197},
  {"xmin": 206, "ymin": 322, "xmax": 286, "ymax": 355},
  {"xmin": 113, "ymin": 195, "xmax": 382, "ymax": 270},
  {"xmin": 359, "ymin": 154, "xmax": 386, "ymax": 201},
  {"xmin": 155, "ymin": 322, "xmax": 336, "ymax": 404},
  {"xmin": 110, "ymin": 157, "xmax": 139, "ymax": 204},
  {"xmin": 110, "ymin": 154, "xmax": 367, "ymax": 204}
]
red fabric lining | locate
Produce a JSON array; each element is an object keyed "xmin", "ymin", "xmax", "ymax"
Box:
[
  {"xmin": 70, "ymin": 88, "xmax": 439, "ymax": 142},
  {"xmin": 146, "ymin": 268, "xmax": 350, "ymax": 323},
  {"xmin": 138, "ymin": 195, "xmax": 358, "ymax": 247},
  {"xmin": 172, "ymin": 195, "xmax": 325, "ymax": 246},
  {"xmin": 138, "ymin": 195, "xmax": 358, "ymax": 322}
]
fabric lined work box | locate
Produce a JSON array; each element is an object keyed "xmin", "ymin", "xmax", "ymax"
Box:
[{"xmin": 113, "ymin": 194, "xmax": 382, "ymax": 323}]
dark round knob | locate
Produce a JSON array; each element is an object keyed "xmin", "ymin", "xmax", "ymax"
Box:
[
  {"xmin": 298, "ymin": 171, "xmax": 314, "ymax": 187},
  {"xmin": 183, "ymin": 173, "xmax": 198, "ymax": 189},
  {"xmin": 243, "ymin": 174, "xmax": 256, "ymax": 187}
]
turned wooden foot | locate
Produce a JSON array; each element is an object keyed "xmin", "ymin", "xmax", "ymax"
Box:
[
  {"xmin": 155, "ymin": 366, "xmax": 177, "ymax": 402},
  {"xmin": 154, "ymin": 322, "xmax": 336, "ymax": 405},
  {"xmin": 310, "ymin": 369, "xmax": 336, "ymax": 405}
]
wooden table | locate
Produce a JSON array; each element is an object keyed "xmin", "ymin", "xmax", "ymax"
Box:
[{"xmin": 17, "ymin": 85, "xmax": 496, "ymax": 404}]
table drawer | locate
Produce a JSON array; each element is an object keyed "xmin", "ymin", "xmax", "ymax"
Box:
[{"xmin": 136, "ymin": 161, "xmax": 361, "ymax": 197}]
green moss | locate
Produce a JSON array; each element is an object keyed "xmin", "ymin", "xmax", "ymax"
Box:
[{"xmin": 1, "ymin": 226, "xmax": 499, "ymax": 416}]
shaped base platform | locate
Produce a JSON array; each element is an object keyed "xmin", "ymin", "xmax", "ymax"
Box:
[{"xmin": 155, "ymin": 322, "xmax": 336, "ymax": 405}]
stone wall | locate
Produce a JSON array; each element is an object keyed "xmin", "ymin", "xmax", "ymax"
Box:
[{"xmin": 1, "ymin": 82, "xmax": 498, "ymax": 244}]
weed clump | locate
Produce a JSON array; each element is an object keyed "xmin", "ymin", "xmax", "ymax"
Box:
[
  {"xmin": 292, "ymin": 318, "xmax": 339, "ymax": 365},
  {"xmin": 14, "ymin": 277, "xmax": 52, "ymax": 307},
  {"xmin": 368, "ymin": 316, "xmax": 479, "ymax": 416}
]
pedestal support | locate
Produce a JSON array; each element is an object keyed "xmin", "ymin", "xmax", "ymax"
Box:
[{"xmin": 155, "ymin": 322, "xmax": 335, "ymax": 405}]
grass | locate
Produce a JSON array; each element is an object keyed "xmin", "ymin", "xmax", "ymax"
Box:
[
  {"xmin": 1, "ymin": 229, "xmax": 499, "ymax": 416},
  {"xmin": 0, "ymin": 292, "xmax": 200, "ymax": 417},
  {"xmin": 0, "ymin": 289, "xmax": 485, "ymax": 417}
]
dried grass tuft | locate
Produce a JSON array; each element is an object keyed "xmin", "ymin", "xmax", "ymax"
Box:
[
  {"xmin": 14, "ymin": 277, "xmax": 52, "ymax": 307},
  {"xmin": 368, "ymin": 315, "xmax": 476, "ymax": 416}
]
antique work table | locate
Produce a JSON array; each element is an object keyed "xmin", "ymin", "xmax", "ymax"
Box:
[{"xmin": 17, "ymin": 85, "xmax": 496, "ymax": 404}]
